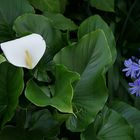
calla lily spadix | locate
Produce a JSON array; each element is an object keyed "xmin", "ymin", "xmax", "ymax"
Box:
[{"xmin": 0, "ymin": 33, "xmax": 46, "ymax": 69}]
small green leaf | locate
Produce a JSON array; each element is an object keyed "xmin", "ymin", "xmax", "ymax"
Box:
[
  {"xmin": 81, "ymin": 106, "xmax": 134, "ymax": 140},
  {"xmin": 0, "ymin": 62, "xmax": 24, "ymax": 127},
  {"xmin": 33, "ymin": 69, "xmax": 51, "ymax": 82},
  {"xmin": 54, "ymin": 30, "xmax": 112, "ymax": 131},
  {"xmin": 25, "ymin": 65, "xmax": 80, "ymax": 113},
  {"xmin": 89, "ymin": 0, "xmax": 114, "ymax": 12},
  {"xmin": 0, "ymin": 0, "xmax": 34, "ymax": 42},
  {"xmin": 44, "ymin": 12, "xmax": 78, "ymax": 30},
  {"xmin": 78, "ymin": 15, "xmax": 116, "ymax": 64},
  {"xmin": 0, "ymin": 55, "xmax": 6, "ymax": 64}
]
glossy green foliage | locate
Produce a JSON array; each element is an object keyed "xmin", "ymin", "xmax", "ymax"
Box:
[
  {"xmin": 0, "ymin": 62, "xmax": 24, "ymax": 127},
  {"xmin": 81, "ymin": 106, "xmax": 134, "ymax": 140},
  {"xmin": 111, "ymin": 101, "xmax": 140, "ymax": 140},
  {"xmin": 0, "ymin": 109, "xmax": 60, "ymax": 140},
  {"xmin": 78, "ymin": 15, "xmax": 116, "ymax": 64},
  {"xmin": 0, "ymin": 0, "xmax": 138, "ymax": 139},
  {"xmin": 25, "ymin": 65, "xmax": 80, "ymax": 113},
  {"xmin": 55, "ymin": 30, "xmax": 112, "ymax": 131},
  {"xmin": 0, "ymin": 0, "xmax": 34, "ymax": 42}
]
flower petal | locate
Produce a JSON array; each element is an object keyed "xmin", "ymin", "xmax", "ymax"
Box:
[{"xmin": 0, "ymin": 33, "xmax": 46, "ymax": 69}]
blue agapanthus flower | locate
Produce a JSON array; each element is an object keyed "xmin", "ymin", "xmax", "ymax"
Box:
[
  {"xmin": 123, "ymin": 58, "xmax": 140, "ymax": 97},
  {"xmin": 122, "ymin": 58, "xmax": 140, "ymax": 78},
  {"xmin": 129, "ymin": 79, "xmax": 140, "ymax": 96}
]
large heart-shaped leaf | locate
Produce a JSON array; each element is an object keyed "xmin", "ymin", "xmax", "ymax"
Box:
[
  {"xmin": 54, "ymin": 30, "xmax": 112, "ymax": 131},
  {"xmin": 0, "ymin": 0, "xmax": 34, "ymax": 42},
  {"xmin": 110, "ymin": 101, "xmax": 140, "ymax": 140},
  {"xmin": 78, "ymin": 15, "xmax": 116, "ymax": 64},
  {"xmin": 0, "ymin": 62, "xmax": 24, "ymax": 127},
  {"xmin": 13, "ymin": 13, "xmax": 63, "ymax": 62},
  {"xmin": 81, "ymin": 106, "xmax": 134, "ymax": 140},
  {"xmin": 25, "ymin": 64, "xmax": 80, "ymax": 113},
  {"xmin": 89, "ymin": 0, "xmax": 114, "ymax": 12}
]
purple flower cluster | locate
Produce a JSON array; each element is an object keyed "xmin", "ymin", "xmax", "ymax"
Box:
[{"xmin": 122, "ymin": 58, "xmax": 140, "ymax": 96}]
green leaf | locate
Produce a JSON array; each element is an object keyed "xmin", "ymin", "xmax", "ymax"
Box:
[
  {"xmin": 110, "ymin": 101, "xmax": 140, "ymax": 140},
  {"xmin": 28, "ymin": 109, "xmax": 60, "ymax": 138},
  {"xmin": 25, "ymin": 64, "xmax": 80, "ymax": 113},
  {"xmin": 81, "ymin": 106, "xmax": 134, "ymax": 140},
  {"xmin": 54, "ymin": 30, "xmax": 112, "ymax": 131},
  {"xmin": 78, "ymin": 15, "xmax": 116, "ymax": 63},
  {"xmin": 0, "ymin": 55, "xmax": 6, "ymax": 64},
  {"xmin": 89, "ymin": 0, "xmax": 114, "ymax": 12},
  {"xmin": 44, "ymin": 12, "xmax": 78, "ymax": 31},
  {"xmin": 0, "ymin": 0, "xmax": 34, "ymax": 42},
  {"xmin": 13, "ymin": 13, "xmax": 63, "ymax": 61},
  {"xmin": 28, "ymin": 0, "xmax": 62, "ymax": 13},
  {"xmin": 0, "ymin": 62, "xmax": 24, "ymax": 127},
  {"xmin": 33, "ymin": 68, "xmax": 51, "ymax": 82},
  {"xmin": 0, "ymin": 109, "xmax": 60, "ymax": 140}
]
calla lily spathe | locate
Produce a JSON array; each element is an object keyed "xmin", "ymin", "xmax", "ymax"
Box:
[{"xmin": 0, "ymin": 33, "xmax": 46, "ymax": 69}]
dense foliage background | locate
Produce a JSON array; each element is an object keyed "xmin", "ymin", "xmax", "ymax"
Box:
[{"xmin": 0, "ymin": 0, "xmax": 140, "ymax": 139}]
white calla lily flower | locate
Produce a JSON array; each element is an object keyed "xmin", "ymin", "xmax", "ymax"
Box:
[{"xmin": 0, "ymin": 33, "xmax": 46, "ymax": 69}]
